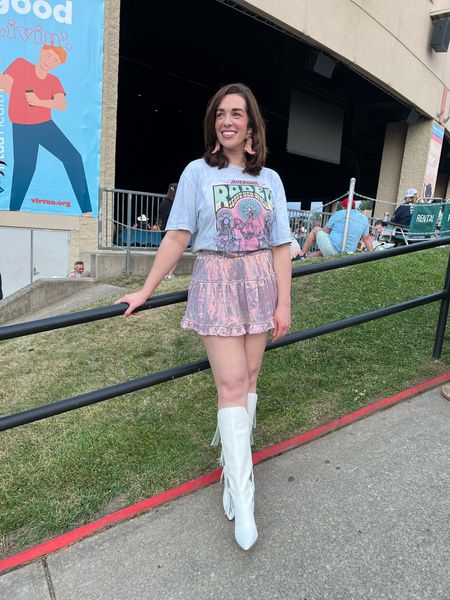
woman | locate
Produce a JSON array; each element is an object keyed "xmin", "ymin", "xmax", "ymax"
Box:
[{"xmin": 116, "ymin": 83, "xmax": 292, "ymax": 550}]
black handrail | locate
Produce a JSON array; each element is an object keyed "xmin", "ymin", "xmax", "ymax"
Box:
[
  {"xmin": 1, "ymin": 237, "xmax": 447, "ymax": 342},
  {"xmin": 1, "ymin": 236, "xmax": 450, "ymax": 432}
]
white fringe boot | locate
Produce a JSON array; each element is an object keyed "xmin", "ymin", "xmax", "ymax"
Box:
[
  {"xmin": 217, "ymin": 406, "xmax": 258, "ymax": 550},
  {"xmin": 211, "ymin": 393, "xmax": 258, "ymax": 520}
]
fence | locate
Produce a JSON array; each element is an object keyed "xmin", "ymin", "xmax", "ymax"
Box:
[
  {"xmin": 287, "ymin": 179, "xmax": 370, "ymax": 252},
  {"xmin": 98, "ymin": 188, "xmax": 168, "ymax": 250},
  {"xmin": 288, "ymin": 178, "xmax": 449, "ymax": 254},
  {"xmin": 99, "ymin": 180, "xmax": 388, "ymax": 255},
  {"xmin": 1, "ymin": 236, "xmax": 450, "ymax": 432}
]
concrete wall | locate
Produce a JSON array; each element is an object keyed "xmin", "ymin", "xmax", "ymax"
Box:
[
  {"xmin": 0, "ymin": 278, "xmax": 95, "ymax": 324},
  {"xmin": 100, "ymin": 0, "xmax": 121, "ymax": 190},
  {"xmin": 0, "ymin": 213, "xmax": 98, "ymax": 270},
  {"xmin": 375, "ymin": 123, "xmax": 407, "ymax": 217},
  {"xmin": 86, "ymin": 251, "xmax": 196, "ymax": 280},
  {"xmin": 241, "ymin": 0, "xmax": 450, "ymax": 132},
  {"xmin": 398, "ymin": 119, "xmax": 437, "ymax": 204}
]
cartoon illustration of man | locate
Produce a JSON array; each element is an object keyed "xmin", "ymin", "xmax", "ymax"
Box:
[{"xmin": 0, "ymin": 45, "xmax": 92, "ymax": 215}]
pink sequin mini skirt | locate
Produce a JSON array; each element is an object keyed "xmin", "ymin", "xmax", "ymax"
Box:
[{"xmin": 181, "ymin": 249, "xmax": 277, "ymax": 336}]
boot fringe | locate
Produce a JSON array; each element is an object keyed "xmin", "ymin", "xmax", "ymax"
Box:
[
  {"xmin": 221, "ymin": 466, "xmax": 235, "ymax": 520},
  {"xmin": 250, "ymin": 413, "xmax": 256, "ymax": 445},
  {"xmin": 211, "ymin": 423, "xmax": 221, "ymax": 446}
]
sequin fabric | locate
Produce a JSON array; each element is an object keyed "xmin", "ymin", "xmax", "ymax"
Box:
[{"xmin": 181, "ymin": 249, "xmax": 277, "ymax": 336}]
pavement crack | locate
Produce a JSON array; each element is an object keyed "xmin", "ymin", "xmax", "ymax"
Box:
[{"xmin": 42, "ymin": 558, "xmax": 57, "ymax": 600}]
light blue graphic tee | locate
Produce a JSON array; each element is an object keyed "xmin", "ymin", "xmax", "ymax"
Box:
[{"xmin": 166, "ymin": 159, "xmax": 292, "ymax": 253}]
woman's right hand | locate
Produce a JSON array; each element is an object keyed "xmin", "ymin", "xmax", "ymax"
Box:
[{"xmin": 114, "ymin": 290, "xmax": 149, "ymax": 317}]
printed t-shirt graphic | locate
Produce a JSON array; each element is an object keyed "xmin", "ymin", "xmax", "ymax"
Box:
[{"xmin": 213, "ymin": 181, "xmax": 274, "ymax": 252}]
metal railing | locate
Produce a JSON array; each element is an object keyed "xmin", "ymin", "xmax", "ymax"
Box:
[
  {"xmin": 1, "ymin": 237, "xmax": 450, "ymax": 432},
  {"xmin": 288, "ymin": 178, "xmax": 450, "ymax": 255},
  {"xmin": 287, "ymin": 179, "xmax": 373, "ymax": 253},
  {"xmin": 99, "ymin": 181, "xmax": 446, "ymax": 270},
  {"xmin": 98, "ymin": 188, "xmax": 168, "ymax": 250}
]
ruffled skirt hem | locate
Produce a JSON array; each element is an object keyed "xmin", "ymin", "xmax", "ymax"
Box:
[
  {"xmin": 180, "ymin": 318, "xmax": 275, "ymax": 337},
  {"xmin": 181, "ymin": 249, "xmax": 277, "ymax": 338}
]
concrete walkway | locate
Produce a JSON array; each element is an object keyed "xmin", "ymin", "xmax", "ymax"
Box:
[{"xmin": 1, "ymin": 387, "xmax": 449, "ymax": 599}]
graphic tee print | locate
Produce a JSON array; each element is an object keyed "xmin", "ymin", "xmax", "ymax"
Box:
[
  {"xmin": 165, "ymin": 160, "xmax": 292, "ymax": 253},
  {"xmin": 213, "ymin": 181, "xmax": 274, "ymax": 252}
]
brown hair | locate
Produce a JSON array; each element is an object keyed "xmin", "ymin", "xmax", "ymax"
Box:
[
  {"xmin": 166, "ymin": 182, "xmax": 178, "ymax": 200},
  {"xmin": 42, "ymin": 44, "xmax": 67, "ymax": 64},
  {"xmin": 203, "ymin": 83, "xmax": 267, "ymax": 176}
]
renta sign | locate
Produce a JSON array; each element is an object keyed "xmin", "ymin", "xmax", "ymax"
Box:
[{"xmin": 0, "ymin": 0, "xmax": 72, "ymax": 24}]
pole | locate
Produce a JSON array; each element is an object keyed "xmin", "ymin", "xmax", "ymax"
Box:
[
  {"xmin": 341, "ymin": 177, "xmax": 356, "ymax": 255},
  {"xmin": 97, "ymin": 187, "xmax": 102, "ymax": 249},
  {"xmin": 125, "ymin": 192, "xmax": 132, "ymax": 276}
]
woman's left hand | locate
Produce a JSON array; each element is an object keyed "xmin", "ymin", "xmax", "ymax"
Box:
[{"xmin": 272, "ymin": 304, "xmax": 291, "ymax": 342}]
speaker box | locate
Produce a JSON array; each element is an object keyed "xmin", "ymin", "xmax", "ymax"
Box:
[
  {"xmin": 312, "ymin": 52, "xmax": 337, "ymax": 78},
  {"xmin": 431, "ymin": 19, "xmax": 450, "ymax": 52},
  {"xmin": 406, "ymin": 109, "xmax": 420, "ymax": 125}
]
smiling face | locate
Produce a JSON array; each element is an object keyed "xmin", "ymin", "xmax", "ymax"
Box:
[
  {"xmin": 39, "ymin": 48, "xmax": 62, "ymax": 72},
  {"xmin": 215, "ymin": 93, "xmax": 249, "ymax": 162}
]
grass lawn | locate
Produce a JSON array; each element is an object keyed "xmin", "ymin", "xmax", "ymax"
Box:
[{"xmin": 1, "ymin": 247, "xmax": 450, "ymax": 558}]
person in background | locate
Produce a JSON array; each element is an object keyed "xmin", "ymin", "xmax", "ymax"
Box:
[
  {"xmin": 373, "ymin": 219, "xmax": 384, "ymax": 240},
  {"xmin": 115, "ymin": 83, "xmax": 292, "ymax": 551},
  {"xmin": 134, "ymin": 214, "xmax": 150, "ymax": 229},
  {"xmin": 160, "ymin": 183, "xmax": 178, "ymax": 234},
  {"xmin": 67, "ymin": 260, "xmax": 90, "ymax": 278},
  {"xmin": 298, "ymin": 198, "xmax": 373, "ymax": 258},
  {"xmin": 290, "ymin": 232, "xmax": 302, "ymax": 261},
  {"xmin": 160, "ymin": 183, "xmax": 178, "ymax": 280},
  {"xmin": 391, "ymin": 188, "xmax": 418, "ymax": 226}
]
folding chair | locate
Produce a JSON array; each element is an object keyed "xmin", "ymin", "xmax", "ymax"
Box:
[{"xmin": 381, "ymin": 203, "xmax": 441, "ymax": 245}]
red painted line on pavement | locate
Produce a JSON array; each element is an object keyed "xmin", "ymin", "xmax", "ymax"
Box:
[
  {"xmin": 1, "ymin": 371, "xmax": 449, "ymax": 573},
  {"xmin": 0, "ymin": 469, "xmax": 222, "ymax": 573},
  {"xmin": 253, "ymin": 371, "xmax": 450, "ymax": 464}
]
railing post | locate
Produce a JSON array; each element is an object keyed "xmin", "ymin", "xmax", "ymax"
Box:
[
  {"xmin": 125, "ymin": 192, "xmax": 132, "ymax": 276},
  {"xmin": 433, "ymin": 253, "xmax": 450, "ymax": 360},
  {"xmin": 341, "ymin": 177, "xmax": 356, "ymax": 255},
  {"xmin": 97, "ymin": 187, "xmax": 103, "ymax": 249}
]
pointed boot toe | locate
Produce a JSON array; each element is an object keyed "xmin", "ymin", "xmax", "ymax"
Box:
[{"xmin": 234, "ymin": 502, "xmax": 258, "ymax": 550}]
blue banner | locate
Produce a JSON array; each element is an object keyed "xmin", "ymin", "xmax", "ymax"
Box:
[{"xmin": 0, "ymin": 0, "xmax": 104, "ymax": 216}]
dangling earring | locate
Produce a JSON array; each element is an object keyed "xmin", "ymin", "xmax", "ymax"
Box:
[
  {"xmin": 212, "ymin": 140, "xmax": 221, "ymax": 154},
  {"xmin": 244, "ymin": 136, "xmax": 256, "ymax": 155}
]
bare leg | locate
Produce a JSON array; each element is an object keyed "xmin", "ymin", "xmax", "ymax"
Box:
[
  {"xmin": 244, "ymin": 332, "xmax": 268, "ymax": 393},
  {"xmin": 300, "ymin": 226, "xmax": 321, "ymax": 256},
  {"xmin": 202, "ymin": 335, "xmax": 249, "ymax": 409}
]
